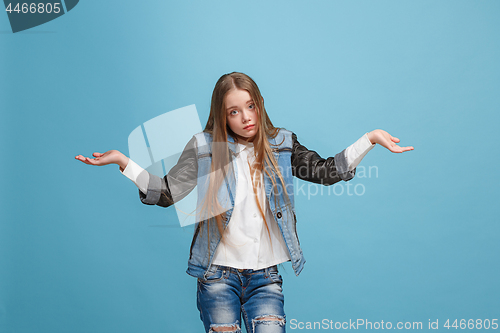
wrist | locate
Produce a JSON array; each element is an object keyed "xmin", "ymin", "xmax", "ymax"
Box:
[
  {"xmin": 118, "ymin": 155, "xmax": 129, "ymax": 172},
  {"xmin": 367, "ymin": 131, "xmax": 376, "ymax": 145}
]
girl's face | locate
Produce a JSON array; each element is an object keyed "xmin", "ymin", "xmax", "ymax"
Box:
[{"xmin": 225, "ymin": 89, "xmax": 259, "ymax": 142}]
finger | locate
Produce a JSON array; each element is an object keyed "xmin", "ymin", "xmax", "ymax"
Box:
[
  {"xmin": 388, "ymin": 146, "xmax": 402, "ymax": 153},
  {"xmin": 385, "ymin": 142, "xmax": 402, "ymax": 152},
  {"xmin": 93, "ymin": 152, "xmax": 103, "ymax": 157},
  {"xmin": 85, "ymin": 157, "xmax": 97, "ymax": 165},
  {"xmin": 76, "ymin": 156, "xmax": 92, "ymax": 164},
  {"xmin": 390, "ymin": 145, "xmax": 414, "ymax": 153},
  {"xmin": 391, "ymin": 136, "xmax": 400, "ymax": 143},
  {"xmin": 401, "ymin": 146, "xmax": 414, "ymax": 152}
]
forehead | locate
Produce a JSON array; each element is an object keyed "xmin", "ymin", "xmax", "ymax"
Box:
[{"xmin": 225, "ymin": 89, "xmax": 252, "ymax": 107}]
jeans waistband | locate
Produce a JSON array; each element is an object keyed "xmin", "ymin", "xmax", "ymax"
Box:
[{"xmin": 211, "ymin": 264, "xmax": 278, "ymax": 275}]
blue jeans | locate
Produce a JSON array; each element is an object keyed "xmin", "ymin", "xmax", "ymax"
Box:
[{"xmin": 197, "ymin": 264, "xmax": 286, "ymax": 333}]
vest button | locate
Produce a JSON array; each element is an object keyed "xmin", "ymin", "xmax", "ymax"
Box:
[{"xmin": 276, "ymin": 212, "xmax": 282, "ymax": 219}]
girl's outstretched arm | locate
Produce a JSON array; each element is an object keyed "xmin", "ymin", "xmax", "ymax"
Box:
[
  {"xmin": 75, "ymin": 137, "xmax": 198, "ymax": 208},
  {"xmin": 75, "ymin": 150, "xmax": 129, "ymax": 171},
  {"xmin": 367, "ymin": 129, "xmax": 414, "ymax": 153}
]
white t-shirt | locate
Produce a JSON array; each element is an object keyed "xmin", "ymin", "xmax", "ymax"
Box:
[{"xmin": 211, "ymin": 141, "xmax": 292, "ymax": 269}]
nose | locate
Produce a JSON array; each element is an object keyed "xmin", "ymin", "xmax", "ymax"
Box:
[{"xmin": 241, "ymin": 110, "xmax": 251, "ymax": 123}]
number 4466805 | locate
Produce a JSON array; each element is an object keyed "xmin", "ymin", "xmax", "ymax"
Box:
[
  {"xmin": 444, "ymin": 319, "xmax": 498, "ymax": 330},
  {"xmin": 5, "ymin": 3, "xmax": 61, "ymax": 14}
]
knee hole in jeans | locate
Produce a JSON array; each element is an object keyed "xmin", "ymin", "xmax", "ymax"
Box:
[
  {"xmin": 209, "ymin": 323, "xmax": 241, "ymax": 332},
  {"xmin": 252, "ymin": 314, "xmax": 286, "ymax": 331}
]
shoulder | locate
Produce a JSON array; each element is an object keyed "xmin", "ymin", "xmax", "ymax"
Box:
[
  {"xmin": 274, "ymin": 127, "xmax": 298, "ymax": 141},
  {"xmin": 191, "ymin": 131, "xmax": 214, "ymax": 156},
  {"xmin": 271, "ymin": 128, "xmax": 294, "ymax": 148},
  {"xmin": 193, "ymin": 131, "xmax": 212, "ymax": 145},
  {"xmin": 276, "ymin": 127, "xmax": 292, "ymax": 137}
]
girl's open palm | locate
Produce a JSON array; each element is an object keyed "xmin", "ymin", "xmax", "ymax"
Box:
[
  {"xmin": 75, "ymin": 150, "xmax": 128, "ymax": 168},
  {"xmin": 369, "ymin": 129, "xmax": 414, "ymax": 153}
]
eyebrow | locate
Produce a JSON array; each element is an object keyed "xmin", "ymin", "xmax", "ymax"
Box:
[{"xmin": 226, "ymin": 99, "xmax": 254, "ymax": 111}]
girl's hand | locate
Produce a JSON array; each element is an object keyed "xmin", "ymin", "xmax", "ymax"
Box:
[
  {"xmin": 367, "ymin": 129, "xmax": 414, "ymax": 153},
  {"xmin": 75, "ymin": 150, "xmax": 129, "ymax": 171}
]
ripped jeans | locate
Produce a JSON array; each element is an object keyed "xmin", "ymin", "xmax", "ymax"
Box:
[{"xmin": 197, "ymin": 264, "xmax": 286, "ymax": 333}]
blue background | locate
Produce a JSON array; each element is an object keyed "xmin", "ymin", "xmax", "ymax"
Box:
[{"xmin": 1, "ymin": 1, "xmax": 499, "ymax": 332}]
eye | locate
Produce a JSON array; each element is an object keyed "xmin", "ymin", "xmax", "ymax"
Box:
[
  {"xmin": 229, "ymin": 109, "xmax": 238, "ymax": 116},
  {"xmin": 249, "ymin": 103, "xmax": 255, "ymax": 110}
]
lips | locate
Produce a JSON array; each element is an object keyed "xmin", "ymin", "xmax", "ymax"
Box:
[{"xmin": 244, "ymin": 124, "xmax": 255, "ymax": 130}]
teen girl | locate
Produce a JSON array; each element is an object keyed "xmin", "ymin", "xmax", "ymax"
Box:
[{"xmin": 76, "ymin": 72, "xmax": 413, "ymax": 333}]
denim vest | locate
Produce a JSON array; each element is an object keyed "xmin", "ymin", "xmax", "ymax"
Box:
[{"xmin": 186, "ymin": 129, "xmax": 305, "ymax": 279}]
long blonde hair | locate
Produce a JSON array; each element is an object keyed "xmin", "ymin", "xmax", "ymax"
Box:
[{"xmin": 200, "ymin": 72, "xmax": 292, "ymax": 257}]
